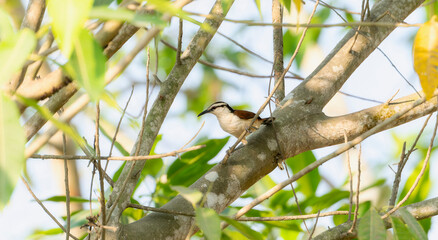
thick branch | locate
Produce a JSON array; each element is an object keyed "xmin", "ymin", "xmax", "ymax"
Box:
[{"xmin": 278, "ymin": 93, "xmax": 437, "ymax": 156}]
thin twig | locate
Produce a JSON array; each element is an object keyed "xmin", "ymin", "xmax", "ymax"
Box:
[
  {"xmin": 95, "ymin": 102, "xmax": 106, "ymax": 239},
  {"xmin": 126, "ymin": 202, "xmax": 348, "ymax": 220},
  {"xmin": 30, "ymin": 146, "xmax": 205, "ymax": 161},
  {"xmin": 181, "ymin": 121, "xmax": 205, "ymax": 150},
  {"xmin": 159, "ymin": 39, "xmax": 302, "ymax": 80},
  {"xmin": 21, "ymin": 177, "xmax": 80, "ymax": 240},
  {"xmin": 62, "ymin": 132, "xmax": 71, "ymax": 240},
  {"xmin": 104, "ymin": 86, "xmax": 135, "ymax": 172},
  {"xmin": 349, "ymin": 144, "xmax": 362, "ymax": 233},
  {"xmin": 382, "ymin": 110, "xmax": 438, "ymax": 219},
  {"xmin": 344, "ymin": 131, "xmax": 353, "ymax": 221},
  {"xmin": 218, "ymin": 19, "xmax": 421, "ymax": 28},
  {"xmin": 284, "ymin": 162, "xmax": 310, "ymax": 233},
  {"xmin": 376, "ymin": 48, "xmax": 421, "ymax": 98},
  {"xmin": 308, "ymin": 211, "xmax": 321, "ymax": 240},
  {"xmin": 127, "ymin": 203, "xmax": 195, "ymax": 216},
  {"xmin": 388, "ymin": 113, "xmax": 432, "ymax": 208},
  {"xmin": 238, "ymin": 211, "xmax": 348, "ymax": 221}
]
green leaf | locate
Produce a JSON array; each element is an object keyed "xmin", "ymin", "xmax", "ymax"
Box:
[
  {"xmin": 47, "ymin": 0, "xmax": 93, "ymax": 58},
  {"xmin": 42, "ymin": 195, "xmax": 90, "ymax": 203},
  {"xmin": 0, "ymin": 28, "xmax": 36, "ymax": 85},
  {"xmin": 99, "ymin": 124, "xmax": 130, "ymax": 157},
  {"xmin": 64, "ymin": 29, "xmax": 106, "ymax": 101},
  {"xmin": 18, "ymin": 96, "xmax": 86, "ymax": 150},
  {"xmin": 253, "ymin": 0, "xmax": 263, "ymax": 20},
  {"xmin": 0, "ymin": 8, "xmax": 14, "ymax": 40},
  {"xmin": 93, "ymin": 0, "xmax": 114, "ymax": 6},
  {"xmin": 89, "ymin": 6, "xmax": 167, "ymax": 27},
  {"xmin": 305, "ymin": 189, "xmax": 349, "ymax": 210},
  {"xmin": 172, "ymin": 186, "xmax": 203, "ymax": 206},
  {"xmin": 220, "ymin": 216, "xmax": 264, "ymax": 240},
  {"xmin": 286, "ymin": 151, "xmax": 320, "ymax": 197},
  {"xmin": 279, "ymin": 0, "xmax": 291, "ymax": 12},
  {"xmin": 399, "ymin": 208, "xmax": 427, "ymax": 240},
  {"xmin": 195, "ymin": 207, "xmax": 221, "ymax": 240},
  {"xmin": 0, "ymin": 93, "xmax": 25, "ymax": 210},
  {"xmin": 358, "ymin": 209, "xmax": 386, "ymax": 240},
  {"xmin": 168, "ymin": 137, "xmax": 229, "ymax": 186},
  {"xmin": 391, "ymin": 216, "xmax": 412, "ymax": 240}
]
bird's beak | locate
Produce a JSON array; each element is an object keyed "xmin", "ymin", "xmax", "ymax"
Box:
[{"xmin": 197, "ymin": 109, "xmax": 210, "ymax": 117}]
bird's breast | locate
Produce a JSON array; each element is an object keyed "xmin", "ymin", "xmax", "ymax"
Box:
[{"xmin": 216, "ymin": 114, "xmax": 261, "ymax": 138}]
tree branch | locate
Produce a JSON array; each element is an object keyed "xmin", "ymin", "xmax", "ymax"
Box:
[{"xmin": 313, "ymin": 197, "xmax": 438, "ymax": 240}]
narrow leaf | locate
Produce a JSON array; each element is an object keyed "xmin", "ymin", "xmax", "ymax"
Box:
[
  {"xmin": 391, "ymin": 216, "xmax": 412, "ymax": 240},
  {"xmin": 279, "ymin": 0, "xmax": 291, "ymax": 12},
  {"xmin": 0, "ymin": 8, "xmax": 14, "ymax": 40},
  {"xmin": 172, "ymin": 186, "xmax": 203, "ymax": 206},
  {"xmin": 65, "ymin": 29, "xmax": 106, "ymax": 101},
  {"xmin": 195, "ymin": 207, "xmax": 221, "ymax": 240},
  {"xmin": 47, "ymin": 0, "xmax": 93, "ymax": 58},
  {"xmin": 399, "ymin": 208, "xmax": 427, "ymax": 240},
  {"xmin": 286, "ymin": 150, "xmax": 320, "ymax": 197},
  {"xmin": 358, "ymin": 209, "xmax": 386, "ymax": 240},
  {"xmin": 89, "ymin": 7, "xmax": 166, "ymax": 27},
  {"xmin": 0, "ymin": 29, "xmax": 36, "ymax": 85},
  {"xmin": 0, "ymin": 93, "xmax": 25, "ymax": 210},
  {"xmin": 18, "ymin": 96, "xmax": 86, "ymax": 150},
  {"xmin": 42, "ymin": 195, "xmax": 90, "ymax": 203},
  {"xmin": 293, "ymin": 0, "xmax": 302, "ymax": 13},
  {"xmin": 253, "ymin": 0, "xmax": 263, "ymax": 20},
  {"xmin": 220, "ymin": 216, "xmax": 264, "ymax": 240},
  {"xmin": 413, "ymin": 15, "xmax": 438, "ymax": 99}
]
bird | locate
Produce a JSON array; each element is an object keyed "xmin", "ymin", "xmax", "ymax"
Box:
[{"xmin": 197, "ymin": 101, "xmax": 274, "ymax": 144}]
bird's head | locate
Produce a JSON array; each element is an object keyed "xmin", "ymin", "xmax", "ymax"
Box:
[{"xmin": 197, "ymin": 101, "xmax": 234, "ymax": 117}]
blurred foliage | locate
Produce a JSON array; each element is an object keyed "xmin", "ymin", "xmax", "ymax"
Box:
[
  {"xmin": 283, "ymin": 7, "xmax": 331, "ymax": 67},
  {"xmin": 4, "ymin": 0, "xmax": 436, "ymax": 239}
]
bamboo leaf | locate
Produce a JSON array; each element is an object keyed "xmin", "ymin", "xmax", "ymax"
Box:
[
  {"xmin": 47, "ymin": 0, "xmax": 93, "ymax": 58},
  {"xmin": 279, "ymin": 0, "xmax": 291, "ymax": 12},
  {"xmin": 89, "ymin": 6, "xmax": 166, "ymax": 27},
  {"xmin": 172, "ymin": 186, "xmax": 203, "ymax": 206},
  {"xmin": 220, "ymin": 216, "xmax": 264, "ymax": 240},
  {"xmin": 195, "ymin": 207, "xmax": 221, "ymax": 240},
  {"xmin": 391, "ymin": 216, "xmax": 412, "ymax": 240},
  {"xmin": 399, "ymin": 208, "xmax": 427, "ymax": 240},
  {"xmin": 0, "ymin": 8, "xmax": 14, "ymax": 40},
  {"xmin": 64, "ymin": 29, "xmax": 106, "ymax": 101},
  {"xmin": 0, "ymin": 93, "xmax": 25, "ymax": 210},
  {"xmin": 413, "ymin": 15, "xmax": 438, "ymax": 99},
  {"xmin": 293, "ymin": 0, "xmax": 301, "ymax": 13},
  {"xmin": 0, "ymin": 29, "xmax": 36, "ymax": 85},
  {"xmin": 358, "ymin": 209, "xmax": 386, "ymax": 240}
]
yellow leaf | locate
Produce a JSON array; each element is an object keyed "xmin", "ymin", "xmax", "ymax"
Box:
[
  {"xmin": 413, "ymin": 15, "xmax": 438, "ymax": 99},
  {"xmin": 293, "ymin": 0, "xmax": 301, "ymax": 14}
]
